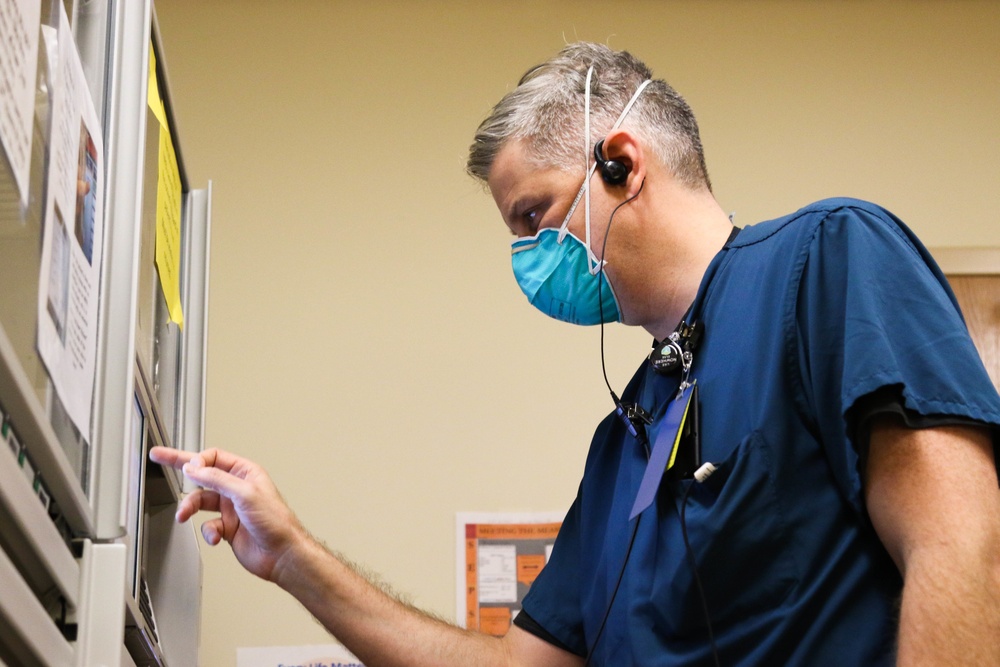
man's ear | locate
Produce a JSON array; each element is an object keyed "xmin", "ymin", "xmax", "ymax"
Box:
[{"xmin": 600, "ymin": 129, "xmax": 646, "ymax": 197}]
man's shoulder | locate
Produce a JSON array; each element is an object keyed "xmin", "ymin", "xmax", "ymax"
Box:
[
  {"xmin": 796, "ymin": 196, "xmax": 885, "ymax": 216},
  {"xmin": 732, "ymin": 197, "xmax": 902, "ymax": 250}
]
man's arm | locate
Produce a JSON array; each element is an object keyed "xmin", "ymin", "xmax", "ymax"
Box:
[
  {"xmin": 865, "ymin": 420, "xmax": 1000, "ymax": 666},
  {"xmin": 149, "ymin": 446, "xmax": 583, "ymax": 667}
]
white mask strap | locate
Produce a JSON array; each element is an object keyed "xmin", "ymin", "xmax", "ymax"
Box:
[
  {"xmin": 558, "ymin": 73, "xmax": 653, "ymax": 276},
  {"xmin": 583, "ymin": 66, "xmax": 594, "ymax": 265},
  {"xmin": 559, "ymin": 66, "xmax": 597, "ymax": 245}
]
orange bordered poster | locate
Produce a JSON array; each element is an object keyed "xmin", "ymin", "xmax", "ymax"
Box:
[{"xmin": 456, "ymin": 512, "xmax": 563, "ymax": 637}]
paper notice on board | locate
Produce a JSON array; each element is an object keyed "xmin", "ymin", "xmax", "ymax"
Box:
[
  {"xmin": 456, "ymin": 512, "xmax": 563, "ymax": 637},
  {"xmin": 146, "ymin": 47, "xmax": 166, "ymax": 127},
  {"xmin": 147, "ymin": 46, "xmax": 184, "ymax": 329},
  {"xmin": 237, "ymin": 644, "xmax": 364, "ymax": 667},
  {"xmin": 0, "ymin": 0, "xmax": 42, "ymax": 206},
  {"xmin": 36, "ymin": 4, "xmax": 105, "ymax": 441}
]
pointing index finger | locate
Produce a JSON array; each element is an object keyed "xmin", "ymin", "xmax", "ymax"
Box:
[{"xmin": 149, "ymin": 445, "xmax": 195, "ymax": 470}]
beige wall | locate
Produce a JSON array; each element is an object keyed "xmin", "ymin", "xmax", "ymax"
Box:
[{"xmin": 153, "ymin": 1, "xmax": 999, "ymax": 664}]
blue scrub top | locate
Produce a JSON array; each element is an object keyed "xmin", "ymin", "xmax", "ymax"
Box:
[{"xmin": 520, "ymin": 198, "xmax": 1000, "ymax": 666}]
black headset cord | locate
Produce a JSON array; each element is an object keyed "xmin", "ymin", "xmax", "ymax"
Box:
[
  {"xmin": 582, "ymin": 514, "xmax": 642, "ymax": 667},
  {"xmin": 597, "ymin": 179, "xmax": 646, "ymax": 430},
  {"xmin": 588, "ymin": 176, "xmax": 645, "ymax": 664}
]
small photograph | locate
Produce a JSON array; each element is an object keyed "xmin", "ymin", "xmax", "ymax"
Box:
[
  {"xmin": 47, "ymin": 203, "xmax": 71, "ymax": 345},
  {"xmin": 75, "ymin": 120, "xmax": 98, "ymax": 265}
]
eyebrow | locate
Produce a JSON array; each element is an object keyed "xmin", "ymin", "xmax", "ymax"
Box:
[{"xmin": 504, "ymin": 197, "xmax": 530, "ymax": 235}]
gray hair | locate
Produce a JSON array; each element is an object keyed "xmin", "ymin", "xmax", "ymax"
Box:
[{"xmin": 467, "ymin": 42, "xmax": 711, "ymax": 191}]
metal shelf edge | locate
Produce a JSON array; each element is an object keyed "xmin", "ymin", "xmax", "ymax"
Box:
[
  {"xmin": 0, "ymin": 322, "xmax": 94, "ymax": 537},
  {"xmin": 0, "ymin": 545, "xmax": 75, "ymax": 667}
]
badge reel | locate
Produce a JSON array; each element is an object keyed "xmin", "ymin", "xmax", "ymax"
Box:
[{"xmin": 629, "ymin": 322, "xmax": 705, "ymax": 520}]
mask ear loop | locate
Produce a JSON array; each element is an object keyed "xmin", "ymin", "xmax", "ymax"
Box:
[{"xmin": 583, "ymin": 66, "xmax": 594, "ymax": 264}]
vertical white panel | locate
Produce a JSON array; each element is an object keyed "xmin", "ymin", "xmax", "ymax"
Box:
[
  {"xmin": 176, "ymin": 184, "xmax": 211, "ymax": 495},
  {"xmin": 91, "ymin": 0, "xmax": 152, "ymax": 538},
  {"xmin": 75, "ymin": 541, "xmax": 127, "ymax": 667},
  {"xmin": 145, "ymin": 505, "xmax": 203, "ymax": 666}
]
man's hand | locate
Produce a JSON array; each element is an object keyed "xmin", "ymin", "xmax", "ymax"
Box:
[{"xmin": 149, "ymin": 446, "xmax": 309, "ymax": 584}]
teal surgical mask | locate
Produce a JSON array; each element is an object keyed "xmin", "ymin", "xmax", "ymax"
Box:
[{"xmin": 511, "ymin": 227, "xmax": 621, "ymax": 325}]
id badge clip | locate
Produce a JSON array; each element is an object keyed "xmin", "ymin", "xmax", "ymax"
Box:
[{"xmin": 629, "ymin": 381, "xmax": 701, "ymax": 520}]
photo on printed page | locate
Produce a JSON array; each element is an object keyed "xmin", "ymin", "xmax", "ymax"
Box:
[{"xmin": 75, "ymin": 121, "xmax": 98, "ymax": 265}]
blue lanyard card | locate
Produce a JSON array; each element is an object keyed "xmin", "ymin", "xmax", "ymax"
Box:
[{"xmin": 629, "ymin": 382, "xmax": 700, "ymax": 520}]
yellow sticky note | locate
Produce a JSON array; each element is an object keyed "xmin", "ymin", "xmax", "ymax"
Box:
[
  {"xmin": 149, "ymin": 41, "xmax": 183, "ymax": 329},
  {"xmin": 155, "ymin": 116, "xmax": 184, "ymax": 330},
  {"xmin": 147, "ymin": 45, "xmax": 167, "ymax": 128}
]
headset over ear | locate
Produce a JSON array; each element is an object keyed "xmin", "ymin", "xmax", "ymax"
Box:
[{"xmin": 594, "ymin": 139, "xmax": 630, "ymax": 186}]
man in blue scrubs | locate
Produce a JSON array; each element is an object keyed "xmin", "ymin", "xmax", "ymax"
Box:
[{"xmin": 152, "ymin": 42, "xmax": 1000, "ymax": 666}]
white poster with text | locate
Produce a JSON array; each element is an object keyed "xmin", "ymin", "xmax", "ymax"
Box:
[
  {"xmin": 36, "ymin": 5, "xmax": 104, "ymax": 441},
  {"xmin": 0, "ymin": 0, "xmax": 41, "ymax": 205}
]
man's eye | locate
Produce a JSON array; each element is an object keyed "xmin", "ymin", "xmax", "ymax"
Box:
[{"xmin": 524, "ymin": 209, "xmax": 539, "ymax": 231}]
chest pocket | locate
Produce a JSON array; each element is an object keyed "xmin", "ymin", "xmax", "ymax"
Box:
[{"xmin": 648, "ymin": 430, "xmax": 800, "ymax": 640}]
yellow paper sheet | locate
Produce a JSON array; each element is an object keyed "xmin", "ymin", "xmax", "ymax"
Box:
[
  {"xmin": 147, "ymin": 46, "xmax": 167, "ymax": 127},
  {"xmin": 148, "ymin": 45, "xmax": 183, "ymax": 329}
]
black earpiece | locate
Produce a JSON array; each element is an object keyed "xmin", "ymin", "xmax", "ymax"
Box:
[{"xmin": 594, "ymin": 139, "xmax": 630, "ymax": 186}]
